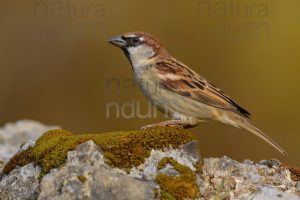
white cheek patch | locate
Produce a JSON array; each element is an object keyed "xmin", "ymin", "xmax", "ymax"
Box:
[
  {"xmin": 127, "ymin": 46, "xmax": 138, "ymax": 55},
  {"xmin": 127, "ymin": 45, "xmax": 155, "ymax": 67}
]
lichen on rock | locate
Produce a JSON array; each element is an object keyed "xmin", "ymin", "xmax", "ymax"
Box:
[
  {"xmin": 198, "ymin": 156, "xmax": 300, "ymax": 199},
  {"xmin": 129, "ymin": 141, "xmax": 200, "ymax": 180},
  {"xmin": 0, "ymin": 120, "xmax": 59, "ymax": 172},
  {"xmin": 37, "ymin": 140, "xmax": 158, "ymax": 200},
  {"xmin": 0, "ymin": 121, "xmax": 299, "ymax": 200},
  {"xmin": 3, "ymin": 127, "xmax": 195, "ymax": 175},
  {"xmin": 0, "ymin": 163, "xmax": 41, "ymax": 200},
  {"xmin": 155, "ymin": 157, "xmax": 200, "ymax": 200}
]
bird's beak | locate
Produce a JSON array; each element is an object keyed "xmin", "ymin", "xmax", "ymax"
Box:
[{"xmin": 107, "ymin": 35, "xmax": 127, "ymax": 48}]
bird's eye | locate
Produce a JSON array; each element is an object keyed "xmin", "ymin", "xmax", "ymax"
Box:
[{"xmin": 132, "ymin": 37, "xmax": 140, "ymax": 44}]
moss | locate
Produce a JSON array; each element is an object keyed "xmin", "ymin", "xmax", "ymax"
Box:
[
  {"xmin": 3, "ymin": 127, "xmax": 196, "ymax": 176},
  {"xmin": 156, "ymin": 157, "xmax": 200, "ymax": 200},
  {"xmin": 78, "ymin": 175, "xmax": 87, "ymax": 183},
  {"xmin": 161, "ymin": 190, "xmax": 176, "ymax": 200},
  {"xmin": 195, "ymin": 160, "xmax": 203, "ymax": 174},
  {"xmin": 157, "ymin": 157, "xmax": 192, "ymax": 174}
]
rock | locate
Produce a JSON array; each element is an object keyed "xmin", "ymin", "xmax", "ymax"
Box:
[
  {"xmin": 296, "ymin": 181, "xmax": 300, "ymax": 190},
  {"xmin": 248, "ymin": 187, "xmax": 299, "ymax": 200},
  {"xmin": 243, "ymin": 159, "xmax": 254, "ymax": 165},
  {"xmin": 199, "ymin": 156, "xmax": 300, "ymax": 199},
  {"xmin": 37, "ymin": 140, "xmax": 200, "ymax": 200},
  {"xmin": 90, "ymin": 168, "xmax": 156, "ymax": 200},
  {"xmin": 38, "ymin": 141, "xmax": 157, "ymax": 200},
  {"xmin": 130, "ymin": 141, "xmax": 199, "ymax": 179},
  {"xmin": 0, "ymin": 163, "xmax": 41, "ymax": 200},
  {"xmin": 0, "ymin": 122, "xmax": 299, "ymax": 200},
  {"xmin": 259, "ymin": 159, "xmax": 281, "ymax": 169},
  {"xmin": 0, "ymin": 120, "xmax": 59, "ymax": 166}
]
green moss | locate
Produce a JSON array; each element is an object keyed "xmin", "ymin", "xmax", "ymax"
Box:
[
  {"xmin": 156, "ymin": 157, "xmax": 200, "ymax": 200},
  {"xmin": 3, "ymin": 127, "xmax": 196, "ymax": 176},
  {"xmin": 161, "ymin": 190, "xmax": 176, "ymax": 200},
  {"xmin": 78, "ymin": 175, "xmax": 87, "ymax": 183},
  {"xmin": 195, "ymin": 160, "xmax": 203, "ymax": 174},
  {"xmin": 157, "ymin": 157, "xmax": 192, "ymax": 174}
]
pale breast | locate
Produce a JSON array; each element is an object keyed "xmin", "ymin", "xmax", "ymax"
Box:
[{"xmin": 135, "ymin": 72, "xmax": 215, "ymax": 120}]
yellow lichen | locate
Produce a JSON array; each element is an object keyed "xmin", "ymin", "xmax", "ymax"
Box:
[
  {"xmin": 77, "ymin": 175, "xmax": 87, "ymax": 183},
  {"xmin": 3, "ymin": 127, "xmax": 196, "ymax": 176},
  {"xmin": 156, "ymin": 157, "xmax": 200, "ymax": 200}
]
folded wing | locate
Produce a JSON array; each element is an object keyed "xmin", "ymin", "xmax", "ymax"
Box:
[{"xmin": 156, "ymin": 58, "xmax": 250, "ymax": 118}]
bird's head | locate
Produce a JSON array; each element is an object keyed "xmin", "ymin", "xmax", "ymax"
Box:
[{"xmin": 108, "ymin": 32, "xmax": 169, "ymax": 66}]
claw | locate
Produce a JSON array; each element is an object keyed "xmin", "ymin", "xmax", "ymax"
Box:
[{"xmin": 141, "ymin": 121, "xmax": 184, "ymax": 130}]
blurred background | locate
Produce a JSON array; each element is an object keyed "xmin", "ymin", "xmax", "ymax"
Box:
[{"xmin": 0, "ymin": 0, "xmax": 299, "ymax": 165}]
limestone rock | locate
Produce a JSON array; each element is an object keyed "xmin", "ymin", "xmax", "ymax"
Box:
[
  {"xmin": 0, "ymin": 163, "xmax": 41, "ymax": 200},
  {"xmin": 199, "ymin": 156, "xmax": 300, "ymax": 200},
  {"xmin": 38, "ymin": 141, "xmax": 157, "ymax": 200},
  {"xmin": 0, "ymin": 121, "xmax": 299, "ymax": 200},
  {"xmin": 0, "ymin": 120, "xmax": 59, "ymax": 166},
  {"xmin": 129, "ymin": 141, "xmax": 199, "ymax": 179},
  {"xmin": 248, "ymin": 187, "xmax": 299, "ymax": 200}
]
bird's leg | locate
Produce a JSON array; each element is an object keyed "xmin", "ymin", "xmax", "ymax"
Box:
[{"xmin": 141, "ymin": 120, "xmax": 191, "ymax": 130}]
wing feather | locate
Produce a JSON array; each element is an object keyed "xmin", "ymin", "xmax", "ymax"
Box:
[{"xmin": 157, "ymin": 59, "xmax": 250, "ymax": 118}]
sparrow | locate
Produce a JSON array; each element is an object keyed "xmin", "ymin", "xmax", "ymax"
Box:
[{"xmin": 108, "ymin": 32, "xmax": 287, "ymax": 156}]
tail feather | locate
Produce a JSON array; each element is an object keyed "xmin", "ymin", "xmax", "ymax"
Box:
[{"xmin": 237, "ymin": 117, "xmax": 287, "ymax": 156}]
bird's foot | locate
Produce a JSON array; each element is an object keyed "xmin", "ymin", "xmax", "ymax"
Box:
[{"xmin": 141, "ymin": 120, "xmax": 185, "ymax": 130}]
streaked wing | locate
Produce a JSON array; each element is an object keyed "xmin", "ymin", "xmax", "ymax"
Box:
[{"xmin": 156, "ymin": 58, "xmax": 250, "ymax": 117}]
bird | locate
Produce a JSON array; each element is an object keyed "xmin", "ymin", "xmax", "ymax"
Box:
[{"xmin": 108, "ymin": 31, "xmax": 287, "ymax": 156}]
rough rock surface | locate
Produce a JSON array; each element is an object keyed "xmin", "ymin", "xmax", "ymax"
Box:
[
  {"xmin": 0, "ymin": 163, "xmax": 41, "ymax": 200},
  {"xmin": 249, "ymin": 187, "xmax": 300, "ymax": 200},
  {"xmin": 1, "ymin": 141, "xmax": 299, "ymax": 200},
  {"xmin": 0, "ymin": 121, "xmax": 299, "ymax": 200},
  {"xmin": 198, "ymin": 157, "xmax": 300, "ymax": 200},
  {"xmin": 38, "ymin": 140, "xmax": 157, "ymax": 200},
  {"xmin": 0, "ymin": 139, "xmax": 199, "ymax": 200},
  {"xmin": 130, "ymin": 141, "xmax": 200, "ymax": 179},
  {"xmin": 0, "ymin": 120, "xmax": 59, "ymax": 166}
]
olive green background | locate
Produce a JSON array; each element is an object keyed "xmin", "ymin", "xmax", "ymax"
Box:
[{"xmin": 0, "ymin": 0, "xmax": 299, "ymax": 165}]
